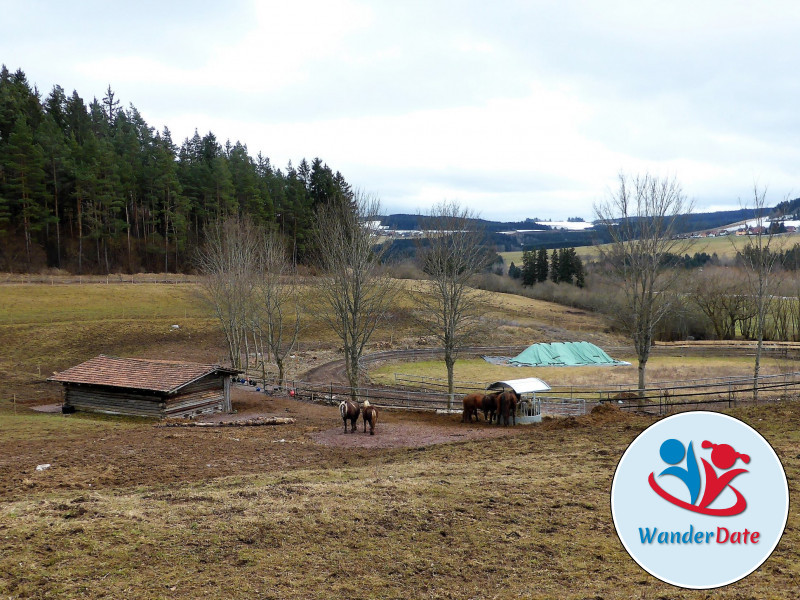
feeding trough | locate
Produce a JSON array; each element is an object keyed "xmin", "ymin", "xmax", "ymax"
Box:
[{"xmin": 486, "ymin": 378, "xmax": 551, "ymax": 424}]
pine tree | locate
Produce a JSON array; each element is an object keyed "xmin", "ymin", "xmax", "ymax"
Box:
[
  {"xmin": 550, "ymin": 248, "xmax": 560, "ymax": 283},
  {"xmin": 536, "ymin": 248, "xmax": 548, "ymax": 282},
  {"xmin": 2, "ymin": 116, "xmax": 48, "ymax": 268},
  {"xmin": 521, "ymin": 249, "xmax": 536, "ymax": 285},
  {"xmin": 559, "ymin": 247, "xmax": 575, "ymax": 284},
  {"xmin": 36, "ymin": 112, "xmax": 70, "ymax": 267}
]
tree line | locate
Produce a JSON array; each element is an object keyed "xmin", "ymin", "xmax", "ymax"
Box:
[
  {"xmin": 0, "ymin": 66, "xmax": 353, "ymax": 273},
  {"xmin": 507, "ymin": 247, "xmax": 585, "ymax": 287}
]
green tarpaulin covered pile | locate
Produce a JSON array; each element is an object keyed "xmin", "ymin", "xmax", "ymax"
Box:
[{"xmin": 509, "ymin": 342, "xmax": 628, "ymax": 367}]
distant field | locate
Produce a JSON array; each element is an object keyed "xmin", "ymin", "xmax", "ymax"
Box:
[{"xmin": 500, "ymin": 231, "xmax": 800, "ymax": 267}]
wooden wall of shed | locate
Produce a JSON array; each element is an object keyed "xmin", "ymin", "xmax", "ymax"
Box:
[{"xmin": 64, "ymin": 387, "xmax": 165, "ymax": 417}]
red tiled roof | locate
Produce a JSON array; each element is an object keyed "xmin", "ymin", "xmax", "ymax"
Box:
[{"xmin": 48, "ymin": 355, "xmax": 239, "ymax": 394}]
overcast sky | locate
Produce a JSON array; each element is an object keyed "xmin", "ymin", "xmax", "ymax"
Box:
[{"xmin": 3, "ymin": 1, "xmax": 799, "ymax": 220}]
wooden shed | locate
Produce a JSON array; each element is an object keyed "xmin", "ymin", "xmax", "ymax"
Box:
[{"xmin": 48, "ymin": 355, "xmax": 240, "ymax": 418}]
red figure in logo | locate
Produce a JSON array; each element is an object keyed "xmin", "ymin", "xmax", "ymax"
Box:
[{"xmin": 697, "ymin": 441, "xmax": 749, "ymax": 513}]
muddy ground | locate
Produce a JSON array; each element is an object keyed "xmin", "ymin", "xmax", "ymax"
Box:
[{"xmin": 1, "ymin": 385, "xmax": 527, "ymax": 501}]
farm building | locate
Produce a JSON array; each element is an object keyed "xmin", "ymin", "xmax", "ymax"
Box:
[{"xmin": 48, "ymin": 355, "xmax": 239, "ymax": 418}]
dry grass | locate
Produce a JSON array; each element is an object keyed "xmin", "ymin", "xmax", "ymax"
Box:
[
  {"xmin": 2, "ymin": 280, "xmax": 800, "ymax": 598},
  {"xmin": 1, "ymin": 400, "xmax": 799, "ymax": 599},
  {"xmin": 370, "ymin": 355, "xmax": 796, "ymax": 391},
  {"xmin": 0, "ymin": 280, "xmax": 621, "ymax": 403}
]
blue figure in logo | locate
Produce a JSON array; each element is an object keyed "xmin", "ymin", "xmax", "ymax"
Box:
[{"xmin": 658, "ymin": 438, "xmax": 701, "ymax": 505}]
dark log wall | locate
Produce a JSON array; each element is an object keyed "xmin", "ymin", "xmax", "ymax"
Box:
[{"xmin": 64, "ymin": 387, "xmax": 165, "ymax": 417}]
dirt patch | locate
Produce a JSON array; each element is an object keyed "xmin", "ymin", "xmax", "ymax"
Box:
[
  {"xmin": 2, "ymin": 387, "xmax": 530, "ymax": 500},
  {"xmin": 313, "ymin": 421, "xmax": 518, "ymax": 448}
]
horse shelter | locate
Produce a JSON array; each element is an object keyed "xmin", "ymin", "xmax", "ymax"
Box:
[
  {"xmin": 48, "ymin": 355, "xmax": 240, "ymax": 418},
  {"xmin": 487, "ymin": 378, "xmax": 551, "ymax": 424}
]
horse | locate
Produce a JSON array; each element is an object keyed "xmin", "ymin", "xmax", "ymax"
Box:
[
  {"xmin": 461, "ymin": 393, "xmax": 484, "ymax": 423},
  {"xmin": 362, "ymin": 400, "xmax": 378, "ymax": 435},
  {"xmin": 481, "ymin": 392, "xmax": 500, "ymax": 423},
  {"xmin": 339, "ymin": 399, "xmax": 360, "ymax": 433},
  {"xmin": 496, "ymin": 390, "xmax": 519, "ymax": 426}
]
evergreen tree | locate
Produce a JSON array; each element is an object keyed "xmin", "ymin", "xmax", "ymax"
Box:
[
  {"xmin": 558, "ymin": 248, "xmax": 575, "ymax": 284},
  {"xmin": 2, "ymin": 116, "xmax": 47, "ymax": 268},
  {"xmin": 574, "ymin": 254, "xmax": 586, "ymax": 288},
  {"xmin": 550, "ymin": 248, "xmax": 560, "ymax": 283},
  {"xmin": 37, "ymin": 112, "xmax": 70, "ymax": 267},
  {"xmin": 536, "ymin": 248, "xmax": 548, "ymax": 282},
  {"xmin": 521, "ymin": 249, "xmax": 536, "ymax": 285}
]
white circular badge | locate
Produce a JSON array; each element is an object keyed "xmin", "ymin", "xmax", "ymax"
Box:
[{"xmin": 611, "ymin": 411, "xmax": 789, "ymax": 589}]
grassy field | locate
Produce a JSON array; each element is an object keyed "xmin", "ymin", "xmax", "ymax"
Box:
[
  {"xmin": 2, "ymin": 280, "xmax": 800, "ymax": 598},
  {"xmin": 0, "ymin": 279, "xmax": 620, "ymax": 403},
  {"xmin": 500, "ymin": 231, "xmax": 800, "ymax": 268},
  {"xmin": 370, "ymin": 355, "xmax": 796, "ymax": 391},
  {"xmin": 1, "ymin": 398, "xmax": 799, "ymax": 599}
]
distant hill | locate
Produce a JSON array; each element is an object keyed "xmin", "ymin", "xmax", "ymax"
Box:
[
  {"xmin": 378, "ymin": 214, "xmax": 550, "ymax": 232},
  {"xmin": 381, "ymin": 206, "xmax": 785, "ymax": 255}
]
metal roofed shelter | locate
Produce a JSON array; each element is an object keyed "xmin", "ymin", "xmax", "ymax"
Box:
[
  {"xmin": 48, "ymin": 355, "xmax": 240, "ymax": 418},
  {"xmin": 487, "ymin": 378, "xmax": 551, "ymax": 423}
]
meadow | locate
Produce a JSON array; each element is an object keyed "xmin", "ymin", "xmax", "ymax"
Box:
[
  {"xmin": 0, "ymin": 279, "xmax": 618, "ymax": 404},
  {"xmin": 2, "ymin": 280, "xmax": 800, "ymax": 598}
]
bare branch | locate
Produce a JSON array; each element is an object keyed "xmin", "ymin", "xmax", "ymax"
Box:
[
  {"xmin": 594, "ymin": 172, "xmax": 694, "ymax": 393},
  {"xmin": 313, "ymin": 191, "xmax": 397, "ymax": 400},
  {"xmin": 411, "ymin": 200, "xmax": 494, "ymax": 403}
]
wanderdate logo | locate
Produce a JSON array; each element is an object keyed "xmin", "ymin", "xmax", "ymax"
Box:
[
  {"xmin": 611, "ymin": 412, "xmax": 788, "ymax": 589},
  {"xmin": 649, "ymin": 438, "xmax": 750, "ymax": 516}
]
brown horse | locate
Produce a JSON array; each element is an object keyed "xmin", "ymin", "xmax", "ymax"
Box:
[
  {"xmin": 362, "ymin": 400, "xmax": 378, "ymax": 435},
  {"xmin": 481, "ymin": 392, "xmax": 500, "ymax": 423},
  {"xmin": 496, "ymin": 390, "xmax": 519, "ymax": 426},
  {"xmin": 461, "ymin": 393, "xmax": 484, "ymax": 422},
  {"xmin": 339, "ymin": 399, "xmax": 360, "ymax": 433}
]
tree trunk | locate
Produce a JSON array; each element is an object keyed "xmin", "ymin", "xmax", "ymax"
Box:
[
  {"xmin": 348, "ymin": 350, "xmax": 359, "ymax": 404},
  {"xmin": 53, "ymin": 162, "xmax": 61, "ymax": 269},
  {"xmin": 637, "ymin": 353, "xmax": 648, "ymax": 410},
  {"xmin": 445, "ymin": 352, "xmax": 455, "ymax": 410},
  {"xmin": 276, "ymin": 357, "xmax": 285, "ymax": 389}
]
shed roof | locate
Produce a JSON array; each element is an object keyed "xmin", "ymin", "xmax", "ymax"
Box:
[
  {"xmin": 487, "ymin": 378, "xmax": 551, "ymax": 394},
  {"xmin": 48, "ymin": 355, "xmax": 239, "ymax": 394}
]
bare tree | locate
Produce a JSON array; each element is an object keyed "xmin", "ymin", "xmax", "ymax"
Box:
[
  {"xmin": 412, "ymin": 201, "xmax": 494, "ymax": 406},
  {"xmin": 732, "ymin": 185, "xmax": 785, "ymax": 402},
  {"xmin": 314, "ymin": 192, "xmax": 396, "ymax": 401},
  {"xmin": 196, "ymin": 218, "xmax": 261, "ymax": 371},
  {"xmin": 253, "ymin": 231, "xmax": 301, "ymax": 387},
  {"xmin": 690, "ymin": 266, "xmax": 754, "ymax": 340},
  {"xmin": 595, "ymin": 173, "xmax": 693, "ymax": 395}
]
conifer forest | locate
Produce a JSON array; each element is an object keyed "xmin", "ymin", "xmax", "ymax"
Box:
[{"xmin": 0, "ymin": 66, "xmax": 353, "ymax": 273}]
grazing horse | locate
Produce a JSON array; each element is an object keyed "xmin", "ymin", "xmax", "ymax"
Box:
[
  {"xmin": 461, "ymin": 393, "xmax": 484, "ymax": 423},
  {"xmin": 339, "ymin": 399, "xmax": 360, "ymax": 433},
  {"xmin": 496, "ymin": 390, "xmax": 519, "ymax": 426},
  {"xmin": 481, "ymin": 392, "xmax": 500, "ymax": 423},
  {"xmin": 362, "ymin": 400, "xmax": 378, "ymax": 435}
]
